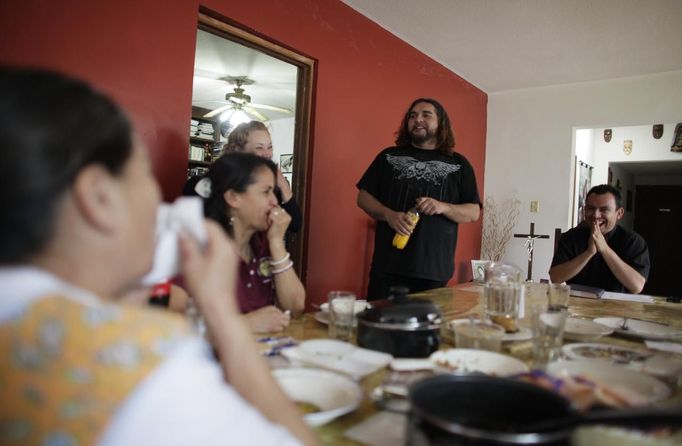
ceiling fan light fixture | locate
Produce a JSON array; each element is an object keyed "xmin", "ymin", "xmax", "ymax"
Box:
[
  {"xmin": 225, "ymin": 85, "xmax": 251, "ymax": 105},
  {"xmin": 222, "ymin": 109, "xmax": 250, "ymax": 127}
]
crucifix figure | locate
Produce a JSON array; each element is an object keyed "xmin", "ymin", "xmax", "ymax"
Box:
[{"xmin": 513, "ymin": 222, "xmax": 550, "ymax": 281}]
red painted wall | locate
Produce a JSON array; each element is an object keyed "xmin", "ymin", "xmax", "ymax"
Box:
[{"xmin": 0, "ymin": 0, "xmax": 487, "ymax": 307}]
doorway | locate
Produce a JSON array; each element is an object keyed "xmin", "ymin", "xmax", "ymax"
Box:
[
  {"xmin": 635, "ymin": 185, "xmax": 682, "ymax": 297},
  {"xmin": 572, "ymin": 126, "xmax": 682, "ymax": 296},
  {"xmin": 190, "ymin": 9, "xmax": 315, "ymax": 282}
]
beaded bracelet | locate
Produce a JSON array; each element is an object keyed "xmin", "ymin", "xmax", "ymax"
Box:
[
  {"xmin": 271, "ymin": 260, "xmax": 294, "ymax": 275},
  {"xmin": 270, "ymin": 252, "xmax": 291, "ymax": 266}
]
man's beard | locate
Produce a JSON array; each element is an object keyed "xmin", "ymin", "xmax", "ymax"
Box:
[{"xmin": 410, "ymin": 128, "xmax": 437, "ymax": 145}]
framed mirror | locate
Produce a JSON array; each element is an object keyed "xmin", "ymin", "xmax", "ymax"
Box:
[{"xmin": 190, "ymin": 8, "xmax": 315, "ymax": 282}]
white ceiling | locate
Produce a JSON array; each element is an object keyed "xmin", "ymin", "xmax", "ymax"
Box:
[
  {"xmin": 192, "ymin": 29, "xmax": 298, "ymax": 121},
  {"xmin": 342, "ymin": 0, "xmax": 682, "ymax": 93},
  {"xmin": 192, "ymin": 1, "xmax": 682, "ymax": 127}
]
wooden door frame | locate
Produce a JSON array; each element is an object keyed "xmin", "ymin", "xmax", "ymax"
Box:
[{"xmin": 197, "ymin": 8, "xmax": 316, "ymax": 283}]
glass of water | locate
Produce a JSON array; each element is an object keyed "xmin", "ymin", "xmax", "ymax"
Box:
[
  {"xmin": 483, "ymin": 263, "xmax": 523, "ymax": 333},
  {"xmin": 531, "ymin": 304, "xmax": 568, "ymax": 369},
  {"xmin": 548, "ymin": 283, "xmax": 570, "ymax": 311},
  {"xmin": 327, "ymin": 291, "xmax": 356, "ymax": 341}
]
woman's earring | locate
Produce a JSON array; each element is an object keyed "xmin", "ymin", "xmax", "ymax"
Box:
[{"xmin": 229, "ymin": 216, "xmax": 235, "ymax": 226}]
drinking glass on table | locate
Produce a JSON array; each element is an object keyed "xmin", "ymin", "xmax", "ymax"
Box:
[
  {"xmin": 483, "ymin": 263, "xmax": 523, "ymax": 333},
  {"xmin": 327, "ymin": 291, "xmax": 356, "ymax": 341},
  {"xmin": 531, "ymin": 304, "xmax": 568, "ymax": 369},
  {"xmin": 548, "ymin": 283, "xmax": 570, "ymax": 311}
]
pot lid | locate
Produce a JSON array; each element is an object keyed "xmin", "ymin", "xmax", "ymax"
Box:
[{"xmin": 359, "ymin": 287, "xmax": 442, "ymax": 330}]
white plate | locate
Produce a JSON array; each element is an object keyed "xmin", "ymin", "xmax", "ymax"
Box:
[
  {"xmin": 429, "ymin": 349, "xmax": 529, "ymax": 376},
  {"xmin": 273, "ymin": 368, "xmax": 363, "ymax": 426},
  {"xmin": 319, "ymin": 300, "xmax": 368, "ymax": 314},
  {"xmin": 562, "ymin": 343, "xmax": 651, "ymax": 364},
  {"xmin": 314, "ymin": 311, "xmax": 359, "ymax": 327},
  {"xmin": 546, "ymin": 360, "xmax": 671, "ymax": 405},
  {"xmin": 563, "ymin": 317, "xmax": 614, "ymax": 341},
  {"xmin": 593, "ymin": 317, "xmax": 682, "ymax": 340},
  {"xmin": 448, "ymin": 319, "xmax": 532, "ymax": 342}
]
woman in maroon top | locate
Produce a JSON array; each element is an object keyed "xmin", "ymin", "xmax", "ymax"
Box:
[{"xmin": 204, "ymin": 153, "xmax": 305, "ymax": 332}]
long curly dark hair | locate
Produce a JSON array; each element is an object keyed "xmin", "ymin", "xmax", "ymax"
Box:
[{"xmin": 394, "ymin": 98, "xmax": 456, "ymax": 156}]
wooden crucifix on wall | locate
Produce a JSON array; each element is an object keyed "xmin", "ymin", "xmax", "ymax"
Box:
[{"xmin": 513, "ymin": 222, "xmax": 550, "ymax": 281}]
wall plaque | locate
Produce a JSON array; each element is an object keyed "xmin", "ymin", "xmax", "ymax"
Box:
[{"xmin": 603, "ymin": 129, "xmax": 612, "ymax": 143}]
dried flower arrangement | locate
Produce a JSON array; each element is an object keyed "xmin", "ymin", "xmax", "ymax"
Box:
[{"xmin": 481, "ymin": 195, "xmax": 521, "ymax": 262}]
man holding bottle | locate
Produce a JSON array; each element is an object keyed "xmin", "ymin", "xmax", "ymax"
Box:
[{"xmin": 356, "ymin": 98, "xmax": 481, "ymax": 300}]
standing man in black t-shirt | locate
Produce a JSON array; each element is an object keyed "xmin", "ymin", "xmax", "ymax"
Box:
[
  {"xmin": 356, "ymin": 98, "xmax": 481, "ymax": 300},
  {"xmin": 550, "ymin": 184, "xmax": 650, "ymax": 293}
]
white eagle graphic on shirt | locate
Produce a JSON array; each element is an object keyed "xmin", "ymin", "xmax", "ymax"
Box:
[{"xmin": 386, "ymin": 154, "xmax": 460, "ymax": 186}]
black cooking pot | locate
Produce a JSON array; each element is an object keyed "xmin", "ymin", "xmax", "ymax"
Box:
[
  {"xmin": 357, "ymin": 287, "xmax": 442, "ymax": 358},
  {"xmin": 407, "ymin": 374, "xmax": 681, "ymax": 446}
]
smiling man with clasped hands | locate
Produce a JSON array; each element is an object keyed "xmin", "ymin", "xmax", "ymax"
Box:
[{"xmin": 549, "ymin": 184, "xmax": 650, "ymax": 294}]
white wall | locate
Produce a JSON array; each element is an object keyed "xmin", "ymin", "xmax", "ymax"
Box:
[
  {"xmin": 592, "ymin": 123, "xmax": 682, "ymax": 184},
  {"xmin": 485, "ymin": 70, "xmax": 682, "ymax": 281},
  {"xmin": 267, "ymin": 117, "xmax": 296, "ymax": 184}
]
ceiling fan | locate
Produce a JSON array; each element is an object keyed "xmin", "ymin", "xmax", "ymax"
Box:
[{"xmin": 202, "ymin": 76, "xmax": 292, "ymax": 121}]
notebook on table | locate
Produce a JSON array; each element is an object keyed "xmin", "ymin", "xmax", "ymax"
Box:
[{"xmin": 569, "ymin": 284, "xmax": 605, "ymax": 299}]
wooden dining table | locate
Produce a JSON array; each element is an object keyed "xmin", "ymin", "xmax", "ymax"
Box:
[{"xmin": 273, "ymin": 283, "xmax": 682, "ymax": 445}]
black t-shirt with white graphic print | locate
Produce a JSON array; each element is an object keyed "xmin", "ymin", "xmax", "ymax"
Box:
[{"xmin": 357, "ymin": 145, "xmax": 481, "ymax": 282}]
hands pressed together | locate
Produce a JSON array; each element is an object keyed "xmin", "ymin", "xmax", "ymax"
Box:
[{"xmin": 587, "ymin": 221, "xmax": 609, "ymax": 256}]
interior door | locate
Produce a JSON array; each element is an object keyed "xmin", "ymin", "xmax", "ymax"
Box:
[{"xmin": 634, "ymin": 185, "xmax": 682, "ymax": 297}]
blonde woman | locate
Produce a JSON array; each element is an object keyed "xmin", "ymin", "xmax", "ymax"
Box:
[{"xmin": 224, "ymin": 121, "xmax": 302, "ymax": 232}]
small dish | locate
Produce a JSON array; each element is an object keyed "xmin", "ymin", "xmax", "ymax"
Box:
[
  {"xmin": 546, "ymin": 360, "xmax": 670, "ymax": 405},
  {"xmin": 319, "ymin": 299, "xmax": 368, "ymax": 314},
  {"xmin": 314, "ymin": 311, "xmax": 359, "ymax": 327},
  {"xmin": 448, "ymin": 319, "xmax": 532, "ymax": 342},
  {"xmin": 593, "ymin": 317, "xmax": 682, "ymax": 341},
  {"xmin": 563, "ymin": 317, "xmax": 614, "ymax": 341},
  {"xmin": 429, "ymin": 349, "xmax": 529, "ymax": 376},
  {"xmin": 272, "ymin": 368, "xmax": 363, "ymax": 426},
  {"xmin": 501, "ymin": 326, "xmax": 532, "ymax": 342},
  {"xmin": 562, "ymin": 343, "xmax": 651, "ymax": 364}
]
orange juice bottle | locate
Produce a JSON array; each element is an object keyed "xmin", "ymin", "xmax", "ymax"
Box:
[{"xmin": 392, "ymin": 207, "xmax": 420, "ymax": 249}]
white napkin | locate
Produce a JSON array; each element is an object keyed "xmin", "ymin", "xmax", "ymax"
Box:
[
  {"xmin": 281, "ymin": 344, "xmax": 392, "ymax": 380},
  {"xmin": 601, "ymin": 291, "xmax": 655, "ymax": 303},
  {"xmin": 140, "ymin": 197, "xmax": 207, "ymax": 286}
]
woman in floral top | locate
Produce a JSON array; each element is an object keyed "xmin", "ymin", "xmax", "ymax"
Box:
[{"xmin": 0, "ymin": 68, "xmax": 316, "ymax": 446}]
